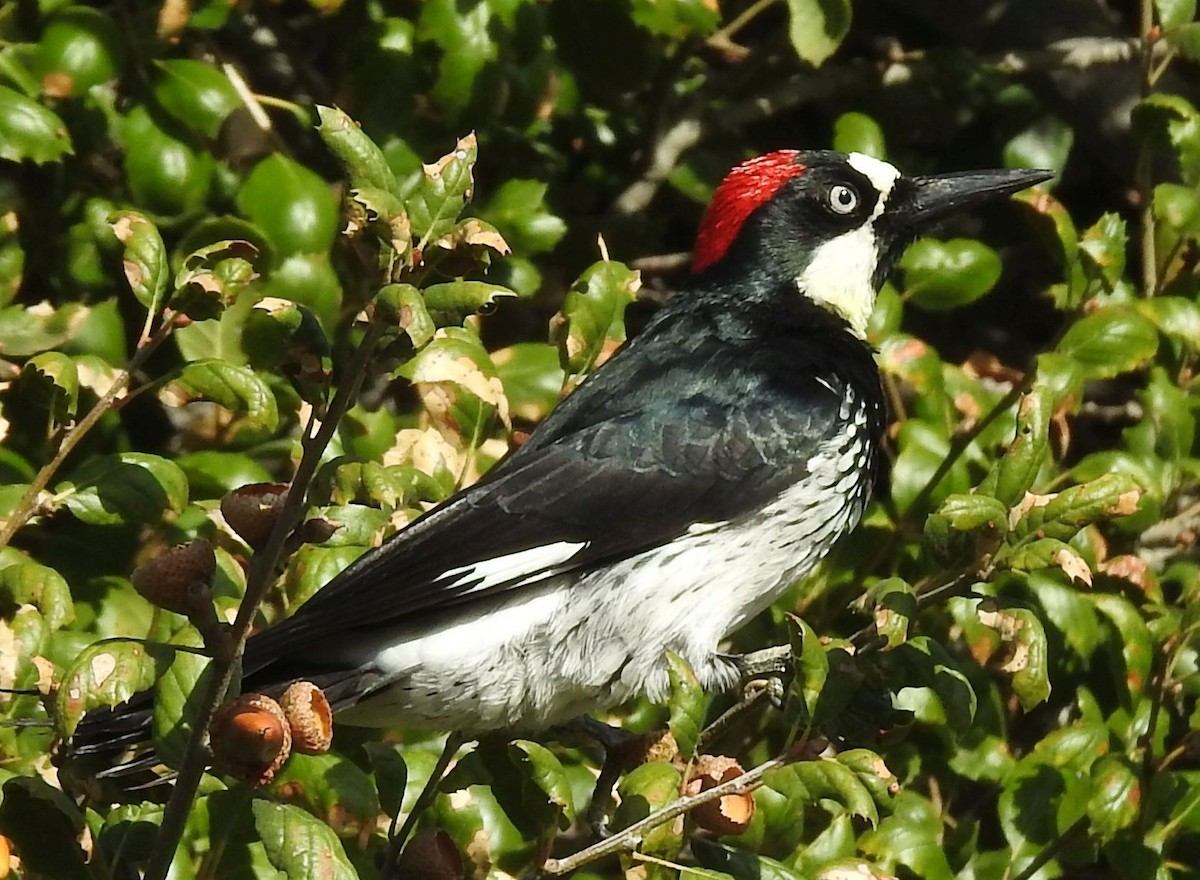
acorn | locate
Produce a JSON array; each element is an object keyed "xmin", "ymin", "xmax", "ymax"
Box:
[
  {"xmin": 684, "ymin": 755, "xmax": 755, "ymax": 836},
  {"xmin": 279, "ymin": 681, "xmax": 333, "ymax": 754},
  {"xmin": 396, "ymin": 829, "xmax": 463, "ymax": 880},
  {"xmin": 209, "ymin": 693, "xmax": 291, "ymax": 786},
  {"xmin": 130, "ymin": 539, "xmax": 216, "ymax": 616},
  {"xmin": 220, "ymin": 483, "xmax": 289, "ymax": 548}
]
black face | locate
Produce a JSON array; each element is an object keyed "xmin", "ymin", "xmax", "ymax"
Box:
[{"xmin": 727, "ymin": 151, "xmax": 887, "ymax": 285}]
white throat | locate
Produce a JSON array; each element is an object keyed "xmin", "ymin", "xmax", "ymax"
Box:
[{"xmin": 796, "ymin": 152, "xmax": 900, "ymax": 338}]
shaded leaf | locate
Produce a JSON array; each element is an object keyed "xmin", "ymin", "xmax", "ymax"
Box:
[
  {"xmin": 786, "ymin": 0, "xmax": 852, "ymax": 66},
  {"xmin": 252, "ymin": 799, "xmax": 357, "ymax": 880},
  {"xmin": 316, "ymin": 104, "xmax": 397, "ymax": 193},
  {"xmin": 168, "ymin": 360, "xmax": 280, "ymax": 433},
  {"xmin": 666, "ymin": 650, "xmax": 710, "ymax": 760},
  {"xmin": 552, "ymin": 258, "xmax": 641, "ymax": 391},
  {"xmin": 0, "ymin": 86, "xmax": 74, "ymax": 164},
  {"xmin": 900, "ymin": 238, "xmax": 1002, "ymax": 310},
  {"xmin": 110, "ymin": 211, "xmax": 169, "ymax": 314},
  {"xmin": 57, "ymin": 452, "xmax": 189, "ymax": 526}
]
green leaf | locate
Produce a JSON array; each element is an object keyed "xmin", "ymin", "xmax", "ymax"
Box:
[
  {"xmin": 1018, "ymin": 473, "xmax": 1141, "ymax": 541},
  {"xmin": 151, "ymin": 626, "xmax": 212, "ymax": 770},
  {"xmin": 24, "ymin": 351, "xmax": 79, "ymax": 424},
  {"xmin": 1091, "ymin": 594, "xmax": 1154, "ymax": 700},
  {"xmin": 316, "ymin": 104, "xmax": 397, "ymax": 193},
  {"xmin": 785, "ymin": 0, "xmax": 852, "ymax": 67},
  {"xmin": 170, "ymin": 359, "xmax": 280, "ymax": 433},
  {"xmin": 833, "ymin": 112, "xmax": 886, "ymax": 158},
  {"xmin": 1056, "ymin": 307, "xmax": 1158, "ymax": 379},
  {"xmin": 405, "ymin": 133, "xmax": 478, "ymax": 249},
  {"xmin": 153, "ymin": 59, "xmax": 240, "ymax": 138},
  {"xmin": 1077, "ymin": 212, "xmax": 1128, "ymax": 290},
  {"xmin": 267, "ymin": 751, "xmax": 381, "ymax": 838},
  {"xmin": 880, "ymin": 636, "xmax": 977, "ymax": 727},
  {"xmin": 900, "ymin": 238, "xmax": 1002, "ymax": 310},
  {"xmin": 362, "ymin": 742, "xmax": 408, "ymax": 819},
  {"xmin": 422, "ymin": 280, "xmax": 517, "ymax": 326},
  {"xmin": 614, "ymin": 761, "xmax": 684, "ymax": 861},
  {"xmin": 692, "ymin": 839, "xmax": 802, "ymax": 880},
  {"xmin": 0, "ymin": 86, "xmax": 74, "ymax": 164},
  {"xmin": 1167, "ymin": 21, "xmax": 1200, "ymax": 58},
  {"xmin": 1133, "ymin": 94, "xmax": 1200, "ymax": 185},
  {"xmin": 785, "ymin": 615, "xmax": 829, "ymax": 730},
  {"xmin": 375, "ymin": 283, "xmax": 436, "ymax": 348},
  {"xmin": 931, "ymin": 492, "xmax": 1010, "ymax": 532},
  {"xmin": 631, "ymin": 0, "xmax": 721, "ymax": 37},
  {"xmin": 1158, "ymin": 0, "xmax": 1197, "ymax": 28},
  {"xmin": 869, "ymin": 578, "xmax": 916, "ymax": 649},
  {"xmin": 252, "ymin": 799, "xmax": 357, "ymax": 880},
  {"xmin": 478, "ymin": 179, "xmax": 568, "ymax": 255},
  {"xmin": 238, "ymin": 154, "xmax": 340, "ymax": 258},
  {"xmin": 789, "ymin": 758, "xmax": 879, "ymax": 825},
  {"xmin": 397, "ymin": 327, "xmax": 509, "ymax": 448},
  {"xmin": 860, "ymin": 791, "xmax": 955, "ymax": 880},
  {"xmin": 665, "ymin": 651, "xmax": 710, "ymax": 760},
  {"xmin": 56, "ymin": 639, "xmax": 157, "ymax": 737},
  {"xmin": 0, "ymin": 560, "xmax": 74, "ymax": 630},
  {"xmin": 977, "ymin": 387, "xmax": 1053, "ymax": 507},
  {"xmin": 493, "ymin": 342, "xmax": 565, "ymax": 424},
  {"xmin": 57, "ymin": 452, "xmax": 189, "ymax": 526},
  {"xmin": 172, "ymin": 238, "xmax": 261, "ymax": 319},
  {"xmin": 976, "ymin": 601, "xmax": 1051, "ymax": 710},
  {"xmin": 121, "ymin": 106, "xmax": 216, "ymax": 216},
  {"xmin": 1004, "ymin": 116, "xmax": 1073, "ymax": 178},
  {"xmin": 110, "ymin": 211, "xmax": 169, "ymax": 314},
  {"xmin": 417, "ymin": 1, "xmax": 496, "ymax": 118},
  {"xmin": 1088, "ymin": 756, "xmax": 1141, "ymax": 838},
  {"xmin": 552, "ymin": 259, "xmax": 641, "ymax": 390}
]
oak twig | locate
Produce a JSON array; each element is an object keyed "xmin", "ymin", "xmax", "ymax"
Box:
[{"xmin": 141, "ymin": 321, "xmax": 385, "ymax": 880}]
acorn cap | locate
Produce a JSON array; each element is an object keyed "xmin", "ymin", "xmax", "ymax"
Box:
[
  {"xmin": 210, "ymin": 693, "xmax": 291, "ymax": 786},
  {"xmin": 130, "ymin": 539, "xmax": 216, "ymax": 616},
  {"xmin": 220, "ymin": 483, "xmax": 289, "ymax": 548},
  {"xmin": 279, "ymin": 681, "xmax": 333, "ymax": 754}
]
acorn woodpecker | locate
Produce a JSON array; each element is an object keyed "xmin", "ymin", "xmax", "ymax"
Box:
[{"xmin": 77, "ymin": 151, "xmax": 1050, "ymax": 760}]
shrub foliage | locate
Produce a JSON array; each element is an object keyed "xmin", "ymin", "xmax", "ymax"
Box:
[{"xmin": 0, "ymin": 1, "xmax": 1198, "ymax": 878}]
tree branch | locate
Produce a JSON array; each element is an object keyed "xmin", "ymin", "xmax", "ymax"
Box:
[{"xmin": 141, "ymin": 320, "xmax": 385, "ymax": 880}]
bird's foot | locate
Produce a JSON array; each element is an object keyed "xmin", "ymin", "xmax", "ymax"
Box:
[
  {"xmin": 730, "ymin": 644, "xmax": 792, "ymax": 680},
  {"xmin": 561, "ymin": 717, "xmax": 677, "ymax": 840}
]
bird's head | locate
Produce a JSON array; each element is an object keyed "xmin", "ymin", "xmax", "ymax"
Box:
[{"xmin": 692, "ymin": 150, "xmax": 1052, "ymax": 337}]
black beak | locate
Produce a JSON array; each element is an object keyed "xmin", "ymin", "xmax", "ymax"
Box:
[{"xmin": 899, "ymin": 168, "xmax": 1055, "ymax": 226}]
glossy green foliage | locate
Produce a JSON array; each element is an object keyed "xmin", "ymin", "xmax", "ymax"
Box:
[{"xmin": 0, "ymin": 2, "xmax": 1197, "ymax": 879}]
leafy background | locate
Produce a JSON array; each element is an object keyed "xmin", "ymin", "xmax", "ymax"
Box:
[{"xmin": 0, "ymin": 0, "xmax": 1198, "ymax": 878}]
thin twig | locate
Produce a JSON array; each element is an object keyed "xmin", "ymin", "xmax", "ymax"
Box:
[
  {"xmin": 380, "ymin": 732, "xmax": 467, "ymax": 879},
  {"xmin": 141, "ymin": 321, "xmax": 386, "ymax": 880},
  {"xmin": 542, "ymin": 746, "xmax": 815, "ymax": 875},
  {"xmin": 1136, "ymin": 0, "xmax": 1159, "ymax": 296},
  {"xmin": 0, "ymin": 315, "xmax": 180, "ymax": 553}
]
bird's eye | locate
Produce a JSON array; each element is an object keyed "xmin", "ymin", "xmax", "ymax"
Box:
[{"xmin": 827, "ymin": 184, "xmax": 859, "ymax": 214}]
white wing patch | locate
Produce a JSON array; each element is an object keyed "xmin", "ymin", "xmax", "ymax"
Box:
[{"xmin": 438, "ymin": 541, "xmax": 588, "ymax": 593}]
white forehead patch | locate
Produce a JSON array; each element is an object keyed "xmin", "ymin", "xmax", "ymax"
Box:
[{"xmin": 847, "ymin": 153, "xmax": 901, "ymax": 216}]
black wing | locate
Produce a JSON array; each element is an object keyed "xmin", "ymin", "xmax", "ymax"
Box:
[{"xmin": 244, "ymin": 298, "xmax": 882, "ymax": 669}]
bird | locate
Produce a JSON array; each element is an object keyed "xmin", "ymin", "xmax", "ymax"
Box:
[{"xmin": 74, "ymin": 150, "xmax": 1051, "ymax": 766}]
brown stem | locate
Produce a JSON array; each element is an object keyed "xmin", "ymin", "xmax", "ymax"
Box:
[
  {"xmin": 141, "ymin": 321, "xmax": 385, "ymax": 880},
  {"xmin": 1136, "ymin": 0, "xmax": 1159, "ymax": 296},
  {"xmin": 0, "ymin": 315, "xmax": 180, "ymax": 554}
]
